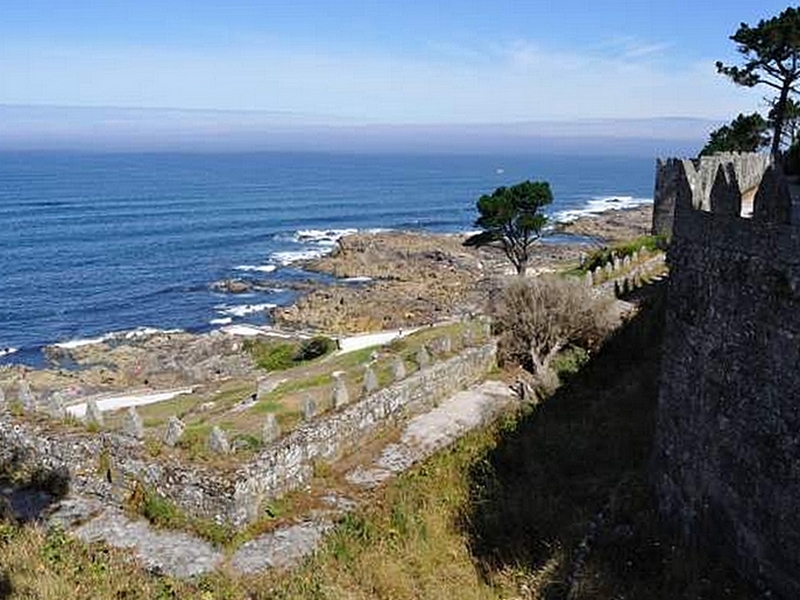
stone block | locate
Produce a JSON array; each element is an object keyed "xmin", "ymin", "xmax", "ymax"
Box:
[
  {"xmin": 122, "ymin": 407, "xmax": 144, "ymax": 439},
  {"xmin": 415, "ymin": 346, "xmax": 431, "ymax": 368},
  {"xmin": 753, "ymin": 166, "xmax": 792, "ymax": 225},
  {"xmin": 302, "ymin": 396, "xmax": 318, "ymax": 421},
  {"xmin": 391, "ymin": 357, "xmax": 406, "ymax": 381},
  {"xmin": 261, "ymin": 413, "xmax": 281, "ymax": 444},
  {"xmin": 163, "ymin": 416, "xmax": 186, "ymax": 447},
  {"xmin": 709, "ymin": 163, "xmax": 741, "ymax": 216},
  {"xmin": 42, "ymin": 391, "xmax": 65, "ymax": 419},
  {"xmin": 332, "ymin": 373, "xmax": 349, "ymax": 408},
  {"xmin": 207, "ymin": 426, "xmax": 230, "ymax": 454},
  {"xmin": 362, "ymin": 365, "xmax": 379, "ymax": 395},
  {"xmin": 584, "ymin": 270, "xmax": 593, "ymax": 287},
  {"xmin": 85, "ymin": 399, "xmax": 104, "ymax": 427},
  {"xmin": 17, "ymin": 381, "xmax": 35, "ymax": 411}
]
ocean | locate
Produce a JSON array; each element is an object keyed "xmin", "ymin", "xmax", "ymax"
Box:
[{"xmin": 0, "ymin": 151, "xmax": 655, "ymax": 366}]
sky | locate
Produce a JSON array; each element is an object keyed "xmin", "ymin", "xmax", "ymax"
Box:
[{"xmin": 0, "ymin": 1, "xmax": 793, "ymax": 151}]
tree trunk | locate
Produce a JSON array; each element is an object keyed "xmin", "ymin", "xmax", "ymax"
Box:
[{"xmin": 771, "ymin": 82, "xmax": 792, "ymax": 160}]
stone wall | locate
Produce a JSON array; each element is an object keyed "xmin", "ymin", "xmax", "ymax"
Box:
[
  {"xmin": 230, "ymin": 342, "xmax": 497, "ymax": 524},
  {"xmin": 654, "ymin": 159, "xmax": 800, "ymax": 598},
  {"xmin": 652, "ymin": 152, "xmax": 771, "ymax": 238},
  {"xmin": 0, "ymin": 342, "xmax": 496, "ymax": 526}
]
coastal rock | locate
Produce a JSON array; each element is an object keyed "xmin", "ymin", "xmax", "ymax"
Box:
[
  {"xmin": 362, "ymin": 366, "xmax": 379, "ymax": 395},
  {"xmin": 207, "ymin": 426, "xmax": 230, "ymax": 454},
  {"xmin": 122, "ymin": 407, "xmax": 144, "ymax": 439},
  {"xmin": 210, "ymin": 279, "xmax": 252, "ymax": 294},
  {"xmin": 163, "ymin": 416, "xmax": 186, "ymax": 447},
  {"xmin": 85, "ymin": 399, "xmax": 104, "ymax": 427},
  {"xmin": 261, "ymin": 413, "xmax": 281, "ymax": 444}
]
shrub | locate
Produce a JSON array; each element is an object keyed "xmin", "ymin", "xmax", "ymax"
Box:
[
  {"xmin": 490, "ymin": 275, "xmax": 615, "ymax": 378},
  {"xmin": 294, "ymin": 336, "xmax": 335, "ymax": 362},
  {"xmin": 245, "ymin": 340, "xmax": 297, "ymax": 371}
]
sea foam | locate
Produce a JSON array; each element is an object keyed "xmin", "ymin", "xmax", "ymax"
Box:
[
  {"xmin": 53, "ymin": 327, "xmax": 184, "ymax": 349},
  {"xmin": 234, "ymin": 264, "xmax": 277, "ymax": 273},
  {"xmin": 553, "ymin": 196, "xmax": 652, "ymax": 224},
  {"xmin": 214, "ymin": 303, "xmax": 276, "ymax": 318}
]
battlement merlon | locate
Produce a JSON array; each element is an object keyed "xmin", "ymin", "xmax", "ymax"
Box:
[{"xmin": 652, "ymin": 152, "xmax": 779, "ymax": 238}]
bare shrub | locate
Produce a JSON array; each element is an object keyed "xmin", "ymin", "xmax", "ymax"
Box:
[{"xmin": 490, "ymin": 276, "xmax": 616, "ymax": 378}]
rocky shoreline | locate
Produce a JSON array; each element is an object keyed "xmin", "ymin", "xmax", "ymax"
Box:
[
  {"xmin": 272, "ymin": 205, "xmax": 652, "ymax": 333},
  {"xmin": 1, "ymin": 205, "xmax": 652, "ymax": 396}
]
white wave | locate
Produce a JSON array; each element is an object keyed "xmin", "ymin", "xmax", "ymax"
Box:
[
  {"xmin": 294, "ymin": 228, "xmax": 357, "ymax": 245},
  {"xmin": 0, "ymin": 347, "xmax": 19, "ymax": 358},
  {"xmin": 209, "ymin": 317, "xmax": 233, "ymax": 326},
  {"xmin": 553, "ymin": 195, "xmax": 652, "ymax": 224},
  {"xmin": 122, "ymin": 327, "xmax": 183, "ymax": 340},
  {"xmin": 342, "ymin": 276, "xmax": 373, "ymax": 283},
  {"xmin": 54, "ymin": 334, "xmax": 114, "ymax": 349},
  {"xmin": 214, "ymin": 303, "xmax": 276, "ymax": 318},
  {"xmin": 271, "ymin": 248, "xmax": 330, "ymax": 265},
  {"xmin": 235, "ymin": 264, "xmax": 277, "ymax": 273},
  {"xmin": 53, "ymin": 327, "xmax": 183, "ymax": 349}
]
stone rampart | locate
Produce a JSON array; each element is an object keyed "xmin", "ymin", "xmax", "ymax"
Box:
[
  {"xmin": 654, "ymin": 160, "xmax": 800, "ymax": 598},
  {"xmin": 652, "ymin": 152, "xmax": 771, "ymax": 238},
  {"xmin": 0, "ymin": 342, "xmax": 496, "ymax": 526}
]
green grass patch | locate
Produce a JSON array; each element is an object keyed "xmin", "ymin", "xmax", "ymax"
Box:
[
  {"xmin": 245, "ymin": 335, "xmax": 336, "ymax": 372},
  {"xmin": 579, "ymin": 234, "xmax": 667, "ymax": 274}
]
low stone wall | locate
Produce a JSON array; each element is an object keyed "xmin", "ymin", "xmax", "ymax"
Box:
[
  {"xmin": 652, "ymin": 152, "xmax": 771, "ymax": 238},
  {"xmin": 229, "ymin": 342, "xmax": 497, "ymax": 524},
  {"xmin": 0, "ymin": 342, "xmax": 497, "ymax": 525}
]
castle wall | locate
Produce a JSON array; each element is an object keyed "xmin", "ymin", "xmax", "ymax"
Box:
[
  {"xmin": 654, "ymin": 160, "xmax": 800, "ymax": 598},
  {"xmin": 652, "ymin": 152, "xmax": 771, "ymax": 238}
]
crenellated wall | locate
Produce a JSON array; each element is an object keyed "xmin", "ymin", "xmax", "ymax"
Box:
[
  {"xmin": 652, "ymin": 152, "xmax": 772, "ymax": 238},
  {"xmin": 654, "ymin": 157, "xmax": 800, "ymax": 598}
]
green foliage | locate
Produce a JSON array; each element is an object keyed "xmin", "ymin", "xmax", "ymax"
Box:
[
  {"xmin": 716, "ymin": 7, "xmax": 800, "ymax": 156},
  {"xmin": 580, "ymin": 235, "xmax": 665, "ymax": 274},
  {"xmin": 245, "ymin": 336, "xmax": 334, "ymax": 372},
  {"xmin": 699, "ymin": 112, "xmax": 770, "ymax": 156},
  {"xmin": 252, "ymin": 341, "xmax": 297, "ymax": 371},
  {"xmin": 552, "ymin": 346, "xmax": 590, "ymax": 380},
  {"xmin": 294, "ymin": 336, "xmax": 335, "ymax": 361},
  {"xmin": 141, "ymin": 490, "xmax": 182, "ymax": 528},
  {"xmin": 464, "ymin": 180, "xmax": 552, "ymax": 275}
]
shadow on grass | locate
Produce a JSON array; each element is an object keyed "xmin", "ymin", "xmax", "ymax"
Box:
[{"xmin": 463, "ymin": 283, "xmax": 759, "ymax": 599}]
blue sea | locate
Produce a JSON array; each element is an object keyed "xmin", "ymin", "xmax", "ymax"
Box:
[{"xmin": 0, "ymin": 152, "xmax": 655, "ymax": 366}]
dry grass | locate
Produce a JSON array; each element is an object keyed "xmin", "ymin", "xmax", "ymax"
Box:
[{"xmin": 0, "ymin": 284, "xmax": 762, "ymax": 599}]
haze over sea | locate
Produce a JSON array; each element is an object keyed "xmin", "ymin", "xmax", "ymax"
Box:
[{"xmin": 0, "ymin": 151, "xmax": 654, "ymax": 366}]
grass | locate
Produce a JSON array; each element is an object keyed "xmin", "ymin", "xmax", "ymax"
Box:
[
  {"xmin": 0, "ymin": 284, "xmax": 763, "ymax": 598},
  {"xmin": 578, "ymin": 234, "xmax": 667, "ymax": 274}
]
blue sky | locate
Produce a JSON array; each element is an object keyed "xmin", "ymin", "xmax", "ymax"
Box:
[{"xmin": 0, "ymin": 1, "xmax": 792, "ymax": 149}]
